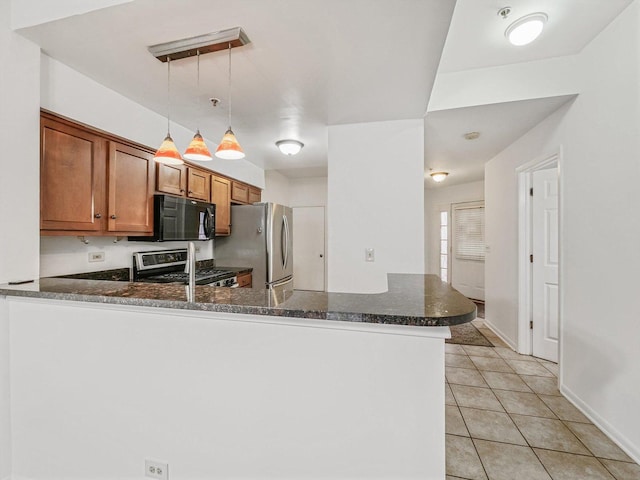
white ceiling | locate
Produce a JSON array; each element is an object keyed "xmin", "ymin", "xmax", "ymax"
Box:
[
  {"xmin": 18, "ymin": 0, "xmax": 455, "ymax": 175},
  {"xmin": 16, "ymin": 0, "xmax": 634, "ymax": 183}
]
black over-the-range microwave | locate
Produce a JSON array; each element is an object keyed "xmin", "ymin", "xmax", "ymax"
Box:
[{"xmin": 129, "ymin": 194, "xmax": 216, "ymax": 242}]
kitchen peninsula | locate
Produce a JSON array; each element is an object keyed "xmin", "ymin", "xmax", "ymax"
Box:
[{"xmin": 0, "ymin": 275, "xmax": 474, "ymax": 479}]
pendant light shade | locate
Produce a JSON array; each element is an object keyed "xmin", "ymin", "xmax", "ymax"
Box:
[
  {"xmin": 154, "ymin": 57, "xmax": 184, "ymax": 165},
  {"xmin": 215, "ymin": 43, "xmax": 245, "ymax": 160},
  {"xmin": 155, "ymin": 134, "xmax": 184, "ymax": 165},
  {"xmin": 215, "ymin": 128, "xmax": 245, "ymax": 159},
  {"xmin": 184, "ymin": 51, "xmax": 213, "ymax": 161},
  {"xmin": 184, "ymin": 130, "xmax": 213, "ymax": 161}
]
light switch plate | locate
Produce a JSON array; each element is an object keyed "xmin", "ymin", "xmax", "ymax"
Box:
[{"xmin": 365, "ymin": 248, "xmax": 375, "ymax": 262}]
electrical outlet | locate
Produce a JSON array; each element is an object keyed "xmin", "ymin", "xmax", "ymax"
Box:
[
  {"xmin": 195, "ymin": 246, "xmax": 201, "ymax": 253},
  {"xmin": 145, "ymin": 459, "xmax": 168, "ymax": 480},
  {"xmin": 88, "ymin": 252, "xmax": 105, "ymax": 263},
  {"xmin": 365, "ymin": 248, "xmax": 375, "ymax": 262}
]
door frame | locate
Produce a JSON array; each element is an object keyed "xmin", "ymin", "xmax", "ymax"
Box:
[{"xmin": 516, "ymin": 149, "xmax": 563, "ymax": 360}]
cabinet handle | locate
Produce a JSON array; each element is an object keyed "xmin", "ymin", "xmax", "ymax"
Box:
[
  {"xmin": 180, "ymin": 189, "xmax": 185, "ymax": 193},
  {"xmin": 94, "ymin": 213, "xmax": 102, "ymax": 219},
  {"xmin": 111, "ymin": 215, "xmax": 117, "ymax": 219},
  {"xmin": 188, "ymin": 190, "xmax": 193, "ymax": 194}
]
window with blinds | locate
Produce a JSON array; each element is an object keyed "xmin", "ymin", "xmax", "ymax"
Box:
[{"xmin": 454, "ymin": 205, "xmax": 485, "ymax": 261}]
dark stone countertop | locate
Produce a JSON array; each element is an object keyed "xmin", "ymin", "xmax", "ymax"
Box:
[{"xmin": 0, "ymin": 274, "xmax": 475, "ymax": 327}]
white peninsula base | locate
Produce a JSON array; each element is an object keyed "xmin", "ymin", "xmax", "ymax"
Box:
[{"xmin": 3, "ymin": 297, "xmax": 450, "ymax": 479}]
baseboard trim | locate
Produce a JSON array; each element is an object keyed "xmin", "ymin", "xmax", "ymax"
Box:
[
  {"xmin": 482, "ymin": 319, "xmax": 517, "ymax": 350},
  {"xmin": 561, "ymin": 384, "xmax": 640, "ymax": 464}
]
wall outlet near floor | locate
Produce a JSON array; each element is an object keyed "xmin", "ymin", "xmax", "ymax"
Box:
[
  {"xmin": 145, "ymin": 459, "xmax": 168, "ymax": 480},
  {"xmin": 88, "ymin": 252, "xmax": 105, "ymax": 263},
  {"xmin": 365, "ymin": 248, "xmax": 375, "ymax": 262}
]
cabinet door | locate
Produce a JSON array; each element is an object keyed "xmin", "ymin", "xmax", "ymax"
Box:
[
  {"xmin": 41, "ymin": 117, "xmax": 106, "ymax": 231},
  {"xmin": 107, "ymin": 142, "xmax": 155, "ymax": 233},
  {"xmin": 157, "ymin": 162, "xmax": 186, "ymax": 196},
  {"xmin": 211, "ymin": 175, "xmax": 231, "ymax": 236},
  {"xmin": 237, "ymin": 272, "xmax": 252, "ymax": 288},
  {"xmin": 249, "ymin": 187, "xmax": 261, "ymax": 204},
  {"xmin": 231, "ymin": 181, "xmax": 249, "ymax": 204},
  {"xmin": 187, "ymin": 167, "xmax": 211, "ymax": 202}
]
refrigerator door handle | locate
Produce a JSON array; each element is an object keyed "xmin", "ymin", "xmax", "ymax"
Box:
[{"xmin": 282, "ymin": 214, "xmax": 290, "ymax": 269}]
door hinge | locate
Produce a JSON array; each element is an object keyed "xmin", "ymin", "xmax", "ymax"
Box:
[
  {"xmin": 530, "ymin": 320, "xmax": 533, "ymax": 329},
  {"xmin": 530, "ymin": 187, "xmax": 533, "ymax": 196},
  {"xmin": 530, "ymin": 254, "xmax": 533, "ymax": 263}
]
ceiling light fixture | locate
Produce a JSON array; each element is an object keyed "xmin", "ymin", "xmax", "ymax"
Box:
[
  {"xmin": 154, "ymin": 57, "xmax": 184, "ymax": 165},
  {"xmin": 505, "ymin": 12, "xmax": 548, "ymax": 46},
  {"xmin": 276, "ymin": 139, "xmax": 304, "ymax": 156},
  {"xmin": 215, "ymin": 42, "xmax": 245, "ymax": 160},
  {"xmin": 184, "ymin": 50, "xmax": 213, "ymax": 161},
  {"xmin": 430, "ymin": 172, "xmax": 449, "ymax": 183}
]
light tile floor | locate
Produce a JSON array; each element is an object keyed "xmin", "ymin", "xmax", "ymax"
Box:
[{"xmin": 445, "ymin": 319, "xmax": 640, "ymax": 480}]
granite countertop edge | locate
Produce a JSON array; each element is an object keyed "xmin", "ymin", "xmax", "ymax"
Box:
[{"xmin": 0, "ymin": 274, "xmax": 476, "ymax": 327}]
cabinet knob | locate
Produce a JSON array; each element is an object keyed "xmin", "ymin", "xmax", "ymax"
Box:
[
  {"xmin": 110, "ymin": 215, "xmax": 117, "ymax": 219},
  {"xmin": 188, "ymin": 190, "xmax": 193, "ymax": 194},
  {"xmin": 180, "ymin": 189, "xmax": 185, "ymax": 193},
  {"xmin": 94, "ymin": 213, "xmax": 102, "ymax": 219}
]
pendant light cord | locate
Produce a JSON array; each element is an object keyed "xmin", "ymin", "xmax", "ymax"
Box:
[
  {"xmin": 227, "ymin": 42, "xmax": 232, "ymax": 129},
  {"xmin": 196, "ymin": 50, "xmax": 200, "ymax": 133},
  {"xmin": 167, "ymin": 56, "xmax": 171, "ymax": 135}
]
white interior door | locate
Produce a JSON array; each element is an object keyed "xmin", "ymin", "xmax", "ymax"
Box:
[
  {"xmin": 532, "ymin": 168, "xmax": 559, "ymax": 362},
  {"xmin": 293, "ymin": 206, "xmax": 325, "ymax": 291},
  {"xmin": 451, "ymin": 202, "xmax": 485, "ymax": 301}
]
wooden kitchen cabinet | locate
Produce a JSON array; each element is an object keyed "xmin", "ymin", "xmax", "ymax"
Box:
[
  {"xmin": 231, "ymin": 181, "xmax": 249, "ymax": 204},
  {"xmin": 211, "ymin": 175, "xmax": 231, "ymax": 236},
  {"xmin": 156, "ymin": 162, "xmax": 186, "ymax": 196},
  {"xmin": 237, "ymin": 272, "xmax": 252, "ymax": 288},
  {"xmin": 41, "ymin": 116, "xmax": 106, "ymax": 232},
  {"xmin": 186, "ymin": 166, "xmax": 211, "ymax": 202},
  {"xmin": 107, "ymin": 142, "xmax": 155, "ymax": 233},
  {"xmin": 248, "ymin": 186, "xmax": 261, "ymax": 204},
  {"xmin": 41, "ymin": 112, "xmax": 155, "ymax": 236}
]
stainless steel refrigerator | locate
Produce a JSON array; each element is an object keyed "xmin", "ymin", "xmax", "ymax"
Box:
[{"xmin": 215, "ymin": 203, "xmax": 293, "ymax": 290}]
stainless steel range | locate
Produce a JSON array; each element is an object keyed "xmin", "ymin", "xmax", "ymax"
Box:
[{"xmin": 132, "ymin": 249, "xmax": 238, "ymax": 287}]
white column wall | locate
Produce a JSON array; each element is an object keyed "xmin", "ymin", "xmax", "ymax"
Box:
[
  {"xmin": 0, "ymin": 0, "xmax": 41, "ymax": 476},
  {"xmin": 485, "ymin": 0, "xmax": 640, "ymax": 461},
  {"xmin": 327, "ymin": 119, "xmax": 424, "ymax": 293}
]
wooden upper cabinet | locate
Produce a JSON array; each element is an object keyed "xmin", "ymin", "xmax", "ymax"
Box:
[
  {"xmin": 249, "ymin": 187, "xmax": 261, "ymax": 204},
  {"xmin": 231, "ymin": 181, "xmax": 249, "ymax": 204},
  {"xmin": 156, "ymin": 162, "xmax": 186, "ymax": 196},
  {"xmin": 107, "ymin": 142, "xmax": 154, "ymax": 233},
  {"xmin": 187, "ymin": 167, "xmax": 211, "ymax": 202},
  {"xmin": 211, "ymin": 175, "xmax": 231, "ymax": 236},
  {"xmin": 40, "ymin": 117, "xmax": 106, "ymax": 232}
]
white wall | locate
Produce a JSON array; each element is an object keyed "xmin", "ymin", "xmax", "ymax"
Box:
[
  {"xmin": 424, "ymin": 180, "xmax": 484, "ymax": 275},
  {"xmin": 328, "ymin": 119, "xmax": 424, "ymax": 293},
  {"xmin": 8, "ymin": 298, "xmax": 447, "ymax": 480},
  {"xmin": 261, "ymin": 170, "xmax": 291, "ymax": 206},
  {"xmin": 11, "ymin": 0, "xmax": 131, "ymax": 29},
  {"xmin": 0, "ymin": 0, "xmax": 40, "ymax": 474},
  {"xmin": 485, "ymin": 0, "xmax": 640, "ymax": 461}
]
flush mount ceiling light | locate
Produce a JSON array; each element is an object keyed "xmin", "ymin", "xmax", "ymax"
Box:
[
  {"xmin": 430, "ymin": 172, "xmax": 449, "ymax": 183},
  {"xmin": 505, "ymin": 12, "xmax": 548, "ymax": 46},
  {"xmin": 276, "ymin": 139, "xmax": 304, "ymax": 156}
]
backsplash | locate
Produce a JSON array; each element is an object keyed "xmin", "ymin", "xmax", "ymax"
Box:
[{"xmin": 40, "ymin": 236, "xmax": 215, "ymax": 277}]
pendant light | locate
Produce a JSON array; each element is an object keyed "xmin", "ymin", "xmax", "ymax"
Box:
[
  {"xmin": 215, "ymin": 43, "xmax": 245, "ymax": 160},
  {"xmin": 184, "ymin": 50, "xmax": 213, "ymax": 161},
  {"xmin": 154, "ymin": 57, "xmax": 183, "ymax": 165}
]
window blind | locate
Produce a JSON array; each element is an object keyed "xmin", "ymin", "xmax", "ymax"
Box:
[{"xmin": 454, "ymin": 206, "xmax": 485, "ymax": 261}]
